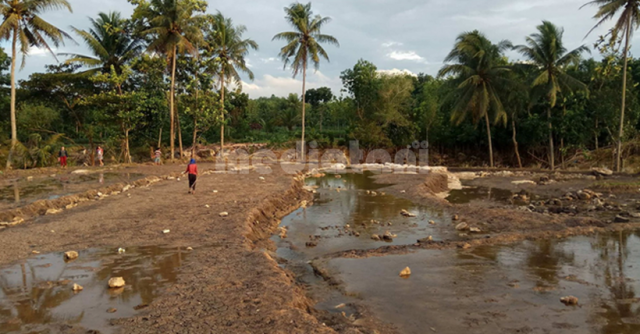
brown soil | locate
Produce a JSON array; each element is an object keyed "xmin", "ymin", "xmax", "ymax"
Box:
[{"xmin": 0, "ymin": 166, "xmax": 347, "ymax": 334}]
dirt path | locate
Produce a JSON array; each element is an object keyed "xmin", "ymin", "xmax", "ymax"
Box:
[{"xmin": 0, "ymin": 167, "xmax": 337, "ymax": 334}]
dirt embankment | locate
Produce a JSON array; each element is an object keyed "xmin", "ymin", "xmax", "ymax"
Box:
[{"xmin": 0, "ymin": 167, "xmax": 346, "ymax": 334}]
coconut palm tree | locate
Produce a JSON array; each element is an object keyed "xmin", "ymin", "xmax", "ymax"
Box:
[
  {"xmin": 139, "ymin": 0, "xmax": 203, "ymax": 161},
  {"xmin": 61, "ymin": 11, "xmax": 142, "ymax": 75},
  {"xmin": 205, "ymin": 12, "xmax": 258, "ymax": 155},
  {"xmin": 273, "ymin": 2, "xmax": 339, "ymax": 161},
  {"xmin": 438, "ymin": 31, "xmax": 511, "ymax": 168},
  {"xmin": 0, "ymin": 0, "xmax": 73, "ymax": 169},
  {"xmin": 582, "ymin": 0, "xmax": 640, "ymax": 172},
  {"xmin": 515, "ymin": 21, "xmax": 589, "ymax": 170}
]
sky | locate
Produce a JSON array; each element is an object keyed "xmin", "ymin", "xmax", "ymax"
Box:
[{"xmin": 8, "ymin": 0, "xmax": 635, "ymax": 98}]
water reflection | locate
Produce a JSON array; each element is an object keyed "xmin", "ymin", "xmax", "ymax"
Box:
[
  {"xmin": 0, "ymin": 173, "xmax": 144, "ymax": 210},
  {"xmin": 446, "ymin": 186, "xmax": 514, "ymax": 204},
  {"xmin": 327, "ymin": 231, "xmax": 640, "ymax": 334},
  {"xmin": 0, "ymin": 246, "xmax": 188, "ymax": 334}
]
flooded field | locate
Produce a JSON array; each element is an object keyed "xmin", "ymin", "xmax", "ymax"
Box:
[
  {"xmin": 0, "ymin": 172, "xmax": 144, "ymax": 211},
  {"xmin": 274, "ymin": 173, "xmax": 640, "ymax": 333},
  {"xmin": 327, "ymin": 231, "xmax": 640, "ymax": 334},
  {"xmin": 0, "ymin": 245, "xmax": 188, "ymax": 334}
]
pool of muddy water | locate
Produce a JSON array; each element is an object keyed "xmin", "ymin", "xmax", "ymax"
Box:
[
  {"xmin": 0, "ymin": 173, "xmax": 144, "ymax": 210},
  {"xmin": 326, "ymin": 230, "xmax": 640, "ymax": 334},
  {"xmin": 0, "ymin": 245, "xmax": 188, "ymax": 333}
]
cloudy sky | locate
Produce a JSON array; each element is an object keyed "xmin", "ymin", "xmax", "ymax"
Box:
[{"xmin": 6, "ymin": 0, "xmax": 633, "ymax": 98}]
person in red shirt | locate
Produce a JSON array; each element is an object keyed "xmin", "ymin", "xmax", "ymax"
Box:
[{"xmin": 185, "ymin": 158, "xmax": 198, "ymax": 194}]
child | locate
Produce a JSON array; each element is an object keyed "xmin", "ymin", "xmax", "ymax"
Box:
[
  {"xmin": 96, "ymin": 146, "xmax": 104, "ymax": 166},
  {"xmin": 154, "ymin": 148, "xmax": 162, "ymax": 165},
  {"xmin": 185, "ymin": 158, "xmax": 198, "ymax": 194},
  {"xmin": 58, "ymin": 146, "xmax": 68, "ymax": 168}
]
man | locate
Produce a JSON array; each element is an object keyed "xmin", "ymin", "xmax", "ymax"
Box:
[
  {"xmin": 184, "ymin": 158, "xmax": 198, "ymax": 194},
  {"xmin": 96, "ymin": 146, "xmax": 104, "ymax": 166},
  {"xmin": 58, "ymin": 146, "xmax": 68, "ymax": 168}
]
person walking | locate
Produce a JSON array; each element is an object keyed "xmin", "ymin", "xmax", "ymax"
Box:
[
  {"xmin": 184, "ymin": 158, "xmax": 198, "ymax": 194},
  {"xmin": 154, "ymin": 148, "xmax": 162, "ymax": 165},
  {"xmin": 58, "ymin": 146, "xmax": 68, "ymax": 168},
  {"xmin": 96, "ymin": 146, "xmax": 104, "ymax": 166}
]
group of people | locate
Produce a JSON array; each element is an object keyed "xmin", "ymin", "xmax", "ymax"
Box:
[
  {"xmin": 56, "ymin": 145, "xmax": 199, "ymax": 195},
  {"xmin": 56, "ymin": 146, "xmax": 106, "ymax": 168}
]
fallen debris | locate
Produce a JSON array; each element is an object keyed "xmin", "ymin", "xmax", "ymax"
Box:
[
  {"xmin": 72, "ymin": 283, "xmax": 83, "ymax": 292},
  {"xmin": 108, "ymin": 277, "xmax": 126, "ymax": 289},
  {"xmin": 401, "ymin": 209, "xmax": 416, "ymax": 217},
  {"xmin": 399, "ymin": 267, "xmax": 411, "ymax": 278},
  {"xmin": 560, "ymin": 296, "xmax": 579, "ymax": 306},
  {"xmin": 64, "ymin": 251, "xmax": 79, "ymax": 260}
]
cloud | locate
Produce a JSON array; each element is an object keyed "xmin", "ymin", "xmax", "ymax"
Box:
[
  {"xmin": 377, "ymin": 68, "xmax": 417, "ymax": 77},
  {"xmin": 28, "ymin": 47, "xmax": 56, "ymax": 57},
  {"xmin": 387, "ymin": 51, "xmax": 427, "ymax": 63},
  {"xmin": 382, "ymin": 41, "xmax": 403, "ymax": 48},
  {"xmin": 240, "ymin": 71, "xmax": 342, "ymax": 98},
  {"xmin": 451, "ymin": 14, "xmax": 527, "ymax": 27}
]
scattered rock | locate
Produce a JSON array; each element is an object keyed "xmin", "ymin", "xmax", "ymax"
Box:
[
  {"xmin": 560, "ymin": 296, "xmax": 579, "ymax": 306},
  {"xmin": 305, "ymin": 241, "xmax": 318, "ymax": 248},
  {"xmin": 459, "ymin": 243, "xmax": 472, "ymax": 249},
  {"xmin": 64, "ymin": 251, "xmax": 79, "ymax": 260},
  {"xmin": 259, "ymin": 176, "xmax": 265, "ymax": 180},
  {"xmin": 108, "ymin": 277, "xmax": 126, "ymax": 289},
  {"xmin": 371, "ymin": 234, "xmax": 381, "ymax": 241},
  {"xmin": 512, "ymin": 180, "xmax": 536, "ymax": 185},
  {"xmin": 452, "ymin": 215, "xmax": 460, "ymax": 221},
  {"xmin": 162, "ymin": 229, "xmax": 170, "ymax": 234},
  {"xmin": 577, "ymin": 191, "xmax": 591, "ymax": 200},
  {"xmin": 382, "ymin": 231, "xmax": 396, "ymax": 241},
  {"xmin": 186, "ymin": 247, "xmax": 193, "ymax": 251},
  {"xmin": 455, "ymin": 222, "xmax": 469, "ymax": 231},
  {"xmin": 335, "ymin": 303, "xmax": 346, "ymax": 309},
  {"xmin": 45, "ymin": 208, "xmax": 63, "ymax": 215},
  {"xmin": 592, "ymin": 167, "xmax": 613, "ymax": 176},
  {"xmin": 429, "ymin": 220, "xmax": 436, "ymax": 225},
  {"xmin": 426, "ymin": 235, "xmax": 433, "ymax": 241},
  {"xmin": 469, "ymin": 227, "xmax": 481, "ymax": 233},
  {"xmin": 32, "ymin": 250, "xmax": 40, "ymax": 255},
  {"xmin": 335, "ymin": 175, "xmax": 342, "ymax": 179},
  {"xmin": 219, "ymin": 212, "xmax": 229, "ymax": 217},
  {"xmin": 107, "ymin": 308, "xmax": 117, "ymax": 313},
  {"xmin": 399, "ymin": 267, "xmax": 411, "ymax": 278},
  {"xmin": 72, "ymin": 283, "xmax": 83, "ymax": 292},
  {"xmin": 117, "ymin": 248, "xmax": 125, "ymax": 254},
  {"xmin": 615, "ymin": 215, "xmax": 630, "ymax": 223},
  {"xmin": 205, "ymin": 205, "xmax": 210, "ymax": 208},
  {"xmin": 400, "ymin": 209, "xmax": 416, "ymax": 217}
]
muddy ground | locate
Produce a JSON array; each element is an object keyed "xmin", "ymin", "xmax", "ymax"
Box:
[{"xmin": 1, "ymin": 164, "xmax": 640, "ymax": 334}]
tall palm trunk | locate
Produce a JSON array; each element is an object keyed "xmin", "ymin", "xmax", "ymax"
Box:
[
  {"xmin": 616, "ymin": 17, "xmax": 632, "ymax": 172},
  {"xmin": 6, "ymin": 27, "xmax": 17, "ymax": 169},
  {"xmin": 220, "ymin": 68, "xmax": 225, "ymax": 156},
  {"xmin": 512, "ymin": 118, "xmax": 523, "ymax": 168},
  {"xmin": 301, "ymin": 62, "xmax": 307, "ymax": 162},
  {"xmin": 177, "ymin": 111, "xmax": 183, "ymax": 160},
  {"xmin": 169, "ymin": 46, "xmax": 177, "ymax": 162},
  {"xmin": 547, "ymin": 107, "xmax": 554, "ymax": 170},
  {"xmin": 192, "ymin": 88, "xmax": 199, "ymax": 152},
  {"xmin": 484, "ymin": 113, "xmax": 494, "ymax": 168}
]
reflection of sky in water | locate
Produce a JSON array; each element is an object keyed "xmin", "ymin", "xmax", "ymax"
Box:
[
  {"xmin": 0, "ymin": 173, "xmax": 145, "ymax": 209},
  {"xmin": 328, "ymin": 230, "xmax": 640, "ymax": 334},
  {"xmin": 0, "ymin": 246, "xmax": 187, "ymax": 334},
  {"xmin": 274, "ymin": 172, "xmax": 455, "ymax": 260}
]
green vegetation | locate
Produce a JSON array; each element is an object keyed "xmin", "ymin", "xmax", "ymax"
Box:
[{"xmin": 1, "ymin": 1, "xmax": 640, "ymax": 171}]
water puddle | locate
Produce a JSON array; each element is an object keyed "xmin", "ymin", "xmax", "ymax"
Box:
[
  {"xmin": 326, "ymin": 230, "xmax": 640, "ymax": 334},
  {"xmin": 274, "ymin": 173, "xmax": 454, "ymax": 261},
  {"xmin": 0, "ymin": 245, "xmax": 188, "ymax": 334},
  {"xmin": 0, "ymin": 173, "xmax": 145, "ymax": 210}
]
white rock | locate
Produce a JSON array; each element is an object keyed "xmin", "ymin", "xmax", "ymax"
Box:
[
  {"xmin": 64, "ymin": 251, "xmax": 79, "ymax": 260},
  {"xmin": 72, "ymin": 283, "xmax": 83, "ymax": 292},
  {"xmin": 162, "ymin": 229, "xmax": 170, "ymax": 234},
  {"xmin": 399, "ymin": 267, "xmax": 411, "ymax": 277},
  {"xmin": 108, "ymin": 277, "xmax": 126, "ymax": 289},
  {"xmin": 219, "ymin": 212, "xmax": 229, "ymax": 217}
]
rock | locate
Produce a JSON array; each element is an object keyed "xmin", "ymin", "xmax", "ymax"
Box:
[
  {"xmin": 399, "ymin": 267, "xmax": 411, "ymax": 278},
  {"xmin": 71, "ymin": 169, "xmax": 90, "ymax": 174},
  {"xmin": 455, "ymin": 222, "xmax": 469, "ymax": 231},
  {"xmin": 512, "ymin": 180, "xmax": 537, "ymax": 185},
  {"xmin": 72, "ymin": 283, "xmax": 83, "ymax": 292},
  {"xmin": 117, "ymin": 248, "xmax": 125, "ymax": 254},
  {"xmin": 259, "ymin": 176, "xmax": 265, "ymax": 180},
  {"xmin": 429, "ymin": 220, "xmax": 436, "ymax": 225},
  {"xmin": 205, "ymin": 205, "xmax": 210, "ymax": 208},
  {"xmin": 300, "ymin": 200, "xmax": 308, "ymax": 208},
  {"xmin": 577, "ymin": 191, "xmax": 591, "ymax": 200},
  {"xmin": 305, "ymin": 241, "xmax": 318, "ymax": 248},
  {"xmin": 452, "ymin": 215, "xmax": 460, "ymax": 221},
  {"xmin": 426, "ymin": 235, "xmax": 433, "ymax": 241},
  {"xmin": 107, "ymin": 308, "xmax": 117, "ymax": 313},
  {"xmin": 335, "ymin": 175, "xmax": 342, "ymax": 179},
  {"xmin": 560, "ymin": 296, "xmax": 579, "ymax": 306},
  {"xmin": 615, "ymin": 215, "xmax": 630, "ymax": 223},
  {"xmin": 335, "ymin": 303, "xmax": 346, "ymax": 309},
  {"xmin": 162, "ymin": 229, "xmax": 170, "ymax": 234},
  {"xmin": 108, "ymin": 277, "xmax": 126, "ymax": 289},
  {"xmin": 469, "ymin": 227, "xmax": 481, "ymax": 233},
  {"xmin": 459, "ymin": 243, "xmax": 472, "ymax": 249},
  {"xmin": 592, "ymin": 167, "xmax": 613, "ymax": 176},
  {"xmin": 400, "ymin": 209, "xmax": 416, "ymax": 217},
  {"xmin": 630, "ymin": 213, "xmax": 640, "ymax": 218},
  {"xmin": 219, "ymin": 212, "xmax": 229, "ymax": 217},
  {"xmin": 46, "ymin": 208, "xmax": 63, "ymax": 215},
  {"xmin": 187, "ymin": 247, "xmax": 193, "ymax": 251},
  {"xmin": 371, "ymin": 234, "xmax": 381, "ymax": 241},
  {"xmin": 31, "ymin": 250, "xmax": 40, "ymax": 254},
  {"xmin": 64, "ymin": 251, "xmax": 79, "ymax": 260}
]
